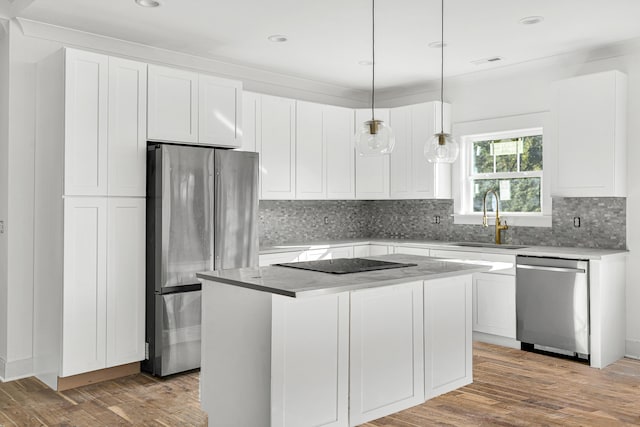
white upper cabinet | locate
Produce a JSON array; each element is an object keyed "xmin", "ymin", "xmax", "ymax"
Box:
[
  {"xmin": 148, "ymin": 65, "xmax": 243, "ymax": 147},
  {"xmin": 65, "ymin": 50, "xmax": 147, "ymax": 197},
  {"xmin": 259, "ymin": 95, "xmax": 296, "ymax": 199},
  {"xmin": 239, "ymin": 91, "xmax": 260, "ymax": 152},
  {"xmin": 325, "ymin": 104, "xmax": 355, "ymax": 199},
  {"xmin": 296, "ymin": 101, "xmax": 355, "ymax": 199},
  {"xmin": 551, "ymin": 70, "xmax": 627, "ymax": 197},
  {"xmin": 198, "ymin": 74, "xmax": 242, "ymax": 148},
  {"xmin": 296, "ymin": 101, "xmax": 325, "ymax": 199},
  {"xmin": 64, "ymin": 49, "xmax": 109, "ymax": 196},
  {"xmin": 147, "ymin": 65, "xmax": 199, "ymax": 144},
  {"xmin": 107, "ymin": 57, "xmax": 147, "ymax": 197},
  {"xmin": 355, "ymin": 108, "xmax": 390, "ymax": 199},
  {"xmin": 389, "ymin": 102, "xmax": 452, "ymax": 199}
]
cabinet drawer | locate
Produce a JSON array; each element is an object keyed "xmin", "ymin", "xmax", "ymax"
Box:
[
  {"xmin": 393, "ymin": 245, "xmax": 430, "ymax": 257},
  {"xmin": 430, "ymin": 249, "xmax": 515, "ymax": 275},
  {"xmin": 259, "ymin": 251, "xmax": 304, "ymax": 267}
]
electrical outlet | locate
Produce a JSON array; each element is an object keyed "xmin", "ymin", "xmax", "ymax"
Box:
[
  {"xmin": 433, "ymin": 215, "xmax": 441, "ymax": 225},
  {"xmin": 0, "ymin": 221, "xmax": 4, "ymax": 233},
  {"xmin": 323, "ymin": 216, "xmax": 329, "ymax": 225},
  {"xmin": 573, "ymin": 217, "xmax": 581, "ymax": 228}
]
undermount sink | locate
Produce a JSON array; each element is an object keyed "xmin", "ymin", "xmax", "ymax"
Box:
[{"xmin": 451, "ymin": 242, "xmax": 528, "ymax": 250}]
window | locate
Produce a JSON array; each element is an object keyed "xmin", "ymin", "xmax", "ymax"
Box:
[
  {"xmin": 469, "ymin": 130, "xmax": 543, "ymax": 213},
  {"xmin": 452, "ymin": 112, "xmax": 551, "ymax": 227}
]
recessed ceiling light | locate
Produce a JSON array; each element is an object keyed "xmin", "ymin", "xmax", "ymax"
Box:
[
  {"xmin": 519, "ymin": 16, "xmax": 544, "ymax": 25},
  {"xmin": 268, "ymin": 35, "xmax": 288, "ymax": 43},
  {"xmin": 135, "ymin": 0, "xmax": 161, "ymax": 7},
  {"xmin": 358, "ymin": 60, "xmax": 372, "ymax": 66},
  {"xmin": 428, "ymin": 41, "xmax": 447, "ymax": 49}
]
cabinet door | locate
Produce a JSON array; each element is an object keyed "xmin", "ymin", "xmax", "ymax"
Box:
[
  {"xmin": 325, "ymin": 105, "xmax": 355, "ymax": 199},
  {"xmin": 389, "ymin": 106, "xmax": 412, "ymax": 198},
  {"xmin": 296, "ymin": 101, "xmax": 325, "ymax": 199},
  {"xmin": 353, "ymin": 245, "xmax": 370, "ymax": 258},
  {"xmin": 271, "ymin": 293, "xmax": 349, "ymax": 427},
  {"xmin": 106, "ymin": 198, "xmax": 146, "ymax": 367},
  {"xmin": 64, "ymin": 49, "xmax": 108, "ymax": 196},
  {"xmin": 62, "ymin": 197, "xmax": 108, "ymax": 376},
  {"xmin": 355, "ymin": 109, "xmax": 390, "ymax": 199},
  {"xmin": 369, "ymin": 244, "xmax": 391, "ymax": 256},
  {"xmin": 424, "ymin": 275, "xmax": 473, "ymax": 399},
  {"xmin": 239, "ymin": 91, "xmax": 260, "ymax": 152},
  {"xmin": 410, "ymin": 103, "xmax": 436, "ymax": 199},
  {"xmin": 259, "ymin": 95, "xmax": 296, "ymax": 199},
  {"xmin": 390, "ymin": 102, "xmax": 451, "ymax": 199},
  {"xmin": 108, "ymin": 57, "xmax": 147, "ymax": 197},
  {"xmin": 473, "ymin": 273, "xmax": 516, "ymax": 338},
  {"xmin": 350, "ymin": 281, "xmax": 424, "ymax": 425},
  {"xmin": 552, "ymin": 71, "xmax": 626, "ymax": 197},
  {"xmin": 147, "ymin": 65, "xmax": 198, "ymax": 143},
  {"xmin": 199, "ymin": 74, "xmax": 242, "ymax": 148}
]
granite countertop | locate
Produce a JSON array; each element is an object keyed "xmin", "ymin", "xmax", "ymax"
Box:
[
  {"xmin": 196, "ymin": 254, "xmax": 489, "ymax": 298},
  {"xmin": 259, "ymin": 239, "xmax": 627, "ymax": 260}
]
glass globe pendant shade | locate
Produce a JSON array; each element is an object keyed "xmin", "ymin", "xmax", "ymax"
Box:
[
  {"xmin": 355, "ymin": 120, "xmax": 395, "ymax": 156},
  {"xmin": 424, "ymin": 132, "xmax": 459, "ymax": 163}
]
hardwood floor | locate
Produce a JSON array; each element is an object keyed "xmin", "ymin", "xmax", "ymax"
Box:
[{"xmin": 1, "ymin": 342, "xmax": 639, "ymax": 426}]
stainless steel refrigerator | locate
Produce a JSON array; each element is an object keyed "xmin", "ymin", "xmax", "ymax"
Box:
[{"xmin": 143, "ymin": 143, "xmax": 258, "ymax": 377}]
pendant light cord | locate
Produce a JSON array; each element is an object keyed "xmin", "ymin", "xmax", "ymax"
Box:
[
  {"xmin": 371, "ymin": 0, "xmax": 376, "ymax": 121},
  {"xmin": 440, "ymin": 0, "xmax": 444, "ymax": 134}
]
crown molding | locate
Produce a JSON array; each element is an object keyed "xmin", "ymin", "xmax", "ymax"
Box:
[{"xmin": 16, "ymin": 18, "xmax": 369, "ymax": 107}]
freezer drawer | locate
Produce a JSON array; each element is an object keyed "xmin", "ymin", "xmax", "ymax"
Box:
[
  {"xmin": 516, "ymin": 256, "xmax": 589, "ymax": 356},
  {"xmin": 157, "ymin": 291, "xmax": 202, "ymax": 376}
]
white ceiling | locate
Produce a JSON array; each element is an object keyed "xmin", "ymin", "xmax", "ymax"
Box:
[{"xmin": 6, "ymin": 0, "xmax": 640, "ymax": 91}]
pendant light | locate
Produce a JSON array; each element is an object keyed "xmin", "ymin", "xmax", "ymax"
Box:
[
  {"xmin": 424, "ymin": 0, "xmax": 459, "ymax": 163},
  {"xmin": 355, "ymin": 0, "xmax": 395, "ymax": 156}
]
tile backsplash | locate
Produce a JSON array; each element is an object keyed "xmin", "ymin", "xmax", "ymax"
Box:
[{"xmin": 259, "ymin": 197, "xmax": 626, "ymax": 250}]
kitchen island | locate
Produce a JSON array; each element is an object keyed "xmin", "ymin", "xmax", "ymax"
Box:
[{"xmin": 196, "ymin": 254, "xmax": 490, "ymax": 427}]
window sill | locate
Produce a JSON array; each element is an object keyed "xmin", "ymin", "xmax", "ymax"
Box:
[{"xmin": 453, "ymin": 214, "xmax": 552, "ymax": 228}]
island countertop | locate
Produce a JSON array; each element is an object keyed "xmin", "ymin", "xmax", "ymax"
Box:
[{"xmin": 196, "ymin": 254, "xmax": 490, "ymax": 298}]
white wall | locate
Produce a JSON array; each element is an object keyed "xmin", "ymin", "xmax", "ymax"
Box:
[{"xmin": 381, "ymin": 43, "xmax": 640, "ymax": 357}]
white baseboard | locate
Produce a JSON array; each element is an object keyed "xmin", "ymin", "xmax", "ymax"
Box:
[
  {"xmin": 0, "ymin": 356, "xmax": 33, "ymax": 382},
  {"xmin": 625, "ymin": 339, "xmax": 640, "ymax": 359}
]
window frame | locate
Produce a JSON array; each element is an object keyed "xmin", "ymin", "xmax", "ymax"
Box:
[{"xmin": 452, "ymin": 112, "xmax": 552, "ymax": 227}]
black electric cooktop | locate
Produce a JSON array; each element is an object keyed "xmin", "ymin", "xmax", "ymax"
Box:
[{"xmin": 274, "ymin": 258, "xmax": 417, "ymax": 275}]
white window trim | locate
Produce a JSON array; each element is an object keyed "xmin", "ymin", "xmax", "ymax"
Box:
[{"xmin": 452, "ymin": 112, "xmax": 553, "ymax": 228}]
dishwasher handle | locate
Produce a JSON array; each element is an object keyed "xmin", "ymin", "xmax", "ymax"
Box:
[{"xmin": 516, "ymin": 264, "xmax": 586, "ymax": 274}]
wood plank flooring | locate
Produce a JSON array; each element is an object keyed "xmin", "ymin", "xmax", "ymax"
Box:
[{"xmin": 1, "ymin": 342, "xmax": 639, "ymax": 426}]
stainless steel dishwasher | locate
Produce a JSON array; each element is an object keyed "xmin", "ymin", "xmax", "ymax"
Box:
[{"xmin": 516, "ymin": 256, "xmax": 589, "ymax": 358}]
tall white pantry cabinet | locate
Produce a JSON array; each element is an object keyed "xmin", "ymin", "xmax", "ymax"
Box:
[{"xmin": 33, "ymin": 48, "xmax": 146, "ymax": 390}]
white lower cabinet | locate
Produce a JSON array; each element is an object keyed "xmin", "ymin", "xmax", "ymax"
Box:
[
  {"xmin": 430, "ymin": 249, "xmax": 518, "ymax": 346},
  {"xmin": 52, "ymin": 197, "xmax": 145, "ymax": 382},
  {"xmin": 62, "ymin": 197, "xmax": 108, "ymax": 376},
  {"xmin": 106, "ymin": 198, "xmax": 146, "ymax": 366},
  {"xmin": 472, "ymin": 273, "xmax": 516, "ymax": 339},
  {"xmin": 424, "ymin": 275, "xmax": 473, "ymax": 399},
  {"xmin": 272, "ymin": 293, "xmax": 349, "ymax": 427},
  {"xmin": 349, "ymin": 281, "xmax": 425, "ymax": 426}
]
